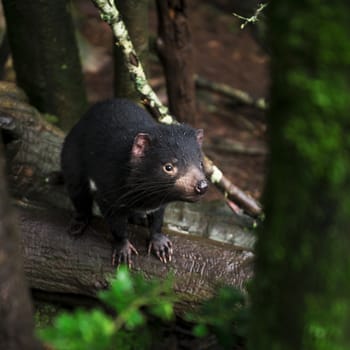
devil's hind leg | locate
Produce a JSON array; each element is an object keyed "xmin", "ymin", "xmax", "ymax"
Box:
[{"xmin": 65, "ymin": 178, "xmax": 93, "ymax": 236}]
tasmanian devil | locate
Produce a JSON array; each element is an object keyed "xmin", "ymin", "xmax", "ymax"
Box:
[{"xmin": 61, "ymin": 98, "xmax": 208, "ymax": 267}]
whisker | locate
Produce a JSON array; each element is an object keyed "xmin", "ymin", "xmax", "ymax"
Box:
[{"xmin": 99, "ymin": 181, "xmax": 175, "ymax": 218}]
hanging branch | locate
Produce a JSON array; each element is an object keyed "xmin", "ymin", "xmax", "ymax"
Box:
[{"xmin": 91, "ymin": 0, "xmax": 263, "ymax": 218}]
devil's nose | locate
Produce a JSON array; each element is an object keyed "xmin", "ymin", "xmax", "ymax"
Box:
[{"xmin": 195, "ymin": 179, "xmax": 208, "ymax": 195}]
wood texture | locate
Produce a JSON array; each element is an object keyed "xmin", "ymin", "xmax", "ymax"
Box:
[
  {"xmin": 0, "ymin": 147, "xmax": 41, "ymax": 350},
  {"xmin": 19, "ymin": 205, "xmax": 253, "ymax": 305}
]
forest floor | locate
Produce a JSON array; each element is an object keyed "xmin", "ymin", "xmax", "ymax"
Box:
[{"xmin": 77, "ymin": 0, "xmax": 269, "ymax": 204}]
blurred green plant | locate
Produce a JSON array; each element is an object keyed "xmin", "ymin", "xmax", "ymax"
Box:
[
  {"xmin": 38, "ymin": 267, "xmax": 176, "ymax": 350},
  {"xmin": 187, "ymin": 286, "xmax": 249, "ymax": 349},
  {"xmin": 38, "ymin": 267, "xmax": 248, "ymax": 349}
]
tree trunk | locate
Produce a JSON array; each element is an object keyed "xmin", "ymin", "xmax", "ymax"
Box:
[
  {"xmin": 0, "ymin": 142, "xmax": 41, "ymax": 349},
  {"xmin": 113, "ymin": 0, "xmax": 149, "ymax": 100},
  {"xmin": 249, "ymin": 1, "xmax": 350, "ymax": 349},
  {"xmin": 2, "ymin": 0, "xmax": 87, "ymax": 131},
  {"xmin": 155, "ymin": 0, "xmax": 197, "ymax": 125}
]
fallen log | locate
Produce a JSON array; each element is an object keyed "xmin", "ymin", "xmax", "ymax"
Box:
[{"xmin": 18, "ymin": 203, "xmax": 253, "ymax": 306}]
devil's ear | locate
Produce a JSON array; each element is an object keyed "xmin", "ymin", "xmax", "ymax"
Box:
[
  {"xmin": 131, "ymin": 133, "xmax": 151, "ymax": 159},
  {"xmin": 195, "ymin": 129, "xmax": 204, "ymax": 147}
]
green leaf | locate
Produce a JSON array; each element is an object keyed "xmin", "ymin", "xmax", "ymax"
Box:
[
  {"xmin": 99, "ymin": 267, "xmax": 135, "ymax": 311},
  {"xmin": 125, "ymin": 309, "xmax": 145, "ymax": 329},
  {"xmin": 188, "ymin": 286, "xmax": 249, "ymax": 348},
  {"xmin": 39, "ymin": 309, "xmax": 115, "ymax": 350},
  {"xmin": 193, "ymin": 324, "xmax": 208, "ymax": 338},
  {"xmin": 150, "ymin": 302, "xmax": 174, "ymax": 321}
]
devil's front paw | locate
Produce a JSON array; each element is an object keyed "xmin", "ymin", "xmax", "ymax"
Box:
[
  {"xmin": 148, "ymin": 233, "xmax": 173, "ymax": 263},
  {"xmin": 112, "ymin": 239, "xmax": 139, "ymax": 268}
]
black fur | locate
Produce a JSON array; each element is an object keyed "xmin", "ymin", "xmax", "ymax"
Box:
[{"xmin": 61, "ymin": 98, "xmax": 207, "ymax": 266}]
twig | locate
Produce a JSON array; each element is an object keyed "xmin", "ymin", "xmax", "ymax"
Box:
[
  {"xmin": 91, "ymin": 0, "xmax": 263, "ymax": 218},
  {"xmin": 203, "ymin": 157, "xmax": 262, "ymax": 217},
  {"xmin": 233, "ymin": 3, "xmax": 268, "ymax": 29}
]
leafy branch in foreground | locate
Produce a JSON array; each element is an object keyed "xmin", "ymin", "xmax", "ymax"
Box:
[
  {"xmin": 187, "ymin": 286, "xmax": 250, "ymax": 349},
  {"xmin": 38, "ymin": 268, "xmax": 249, "ymax": 350},
  {"xmin": 38, "ymin": 267, "xmax": 176, "ymax": 350}
]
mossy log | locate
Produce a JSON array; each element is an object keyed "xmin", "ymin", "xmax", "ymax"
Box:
[{"xmin": 0, "ymin": 82, "xmax": 254, "ymax": 303}]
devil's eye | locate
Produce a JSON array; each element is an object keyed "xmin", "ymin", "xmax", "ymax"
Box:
[{"xmin": 163, "ymin": 163, "xmax": 174, "ymax": 173}]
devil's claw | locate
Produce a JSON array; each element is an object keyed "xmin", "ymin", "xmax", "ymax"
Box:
[
  {"xmin": 148, "ymin": 233, "xmax": 173, "ymax": 263},
  {"xmin": 112, "ymin": 239, "xmax": 138, "ymax": 268}
]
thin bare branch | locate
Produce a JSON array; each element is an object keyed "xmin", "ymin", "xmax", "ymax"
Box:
[{"xmin": 233, "ymin": 3, "xmax": 268, "ymax": 29}]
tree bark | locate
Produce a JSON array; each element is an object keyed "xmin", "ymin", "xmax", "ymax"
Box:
[
  {"xmin": 18, "ymin": 204, "xmax": 253, "ymax": 307},
  {"xmin": 114, "ymin": 0, "xmax": 149, "ymax": 100},
  {"xmin": 249, "ymin": 1, "xmax": 350, "ymax": 349},
  {"xmin": 0, "ymin": 82, "xmax": 66, "ymax": 206},
  {"xmin": 155, "ymin": 0, "xmax": 197, "ymax": 125},
  {"xmin": 2, "ymin": 0, "xmax": 87, "ymax": 131},
  {"xmin": 0, "ymin": 32, "xmax": 10, "ymax": 79},
  {"xmin": 0, "ymin": 141, "xmax": 41, "ymax": 349}
]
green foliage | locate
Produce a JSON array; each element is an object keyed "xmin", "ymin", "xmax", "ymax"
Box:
[
  {"xmin": 39, "ymin": 310, "xmax": 115, "ymax": 350},
  {"xmin": 38, "ymin": 267, "xmax": 247, "ymax": 349},
  {"xmin": 187, "ymin": 286, "xmax": 249, "ymax": 349},
  {"xmin": 38, "ymin": 267, "xmax": 176, "ymax": 350},
  {"xmin": 99, "ymin": 267, "xmax": 175, "ymax": 329}
]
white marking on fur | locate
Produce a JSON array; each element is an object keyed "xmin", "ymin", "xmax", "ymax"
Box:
[{"xmin": 89, "ymin": 178, "xmax": 98, "ymax": 192}]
